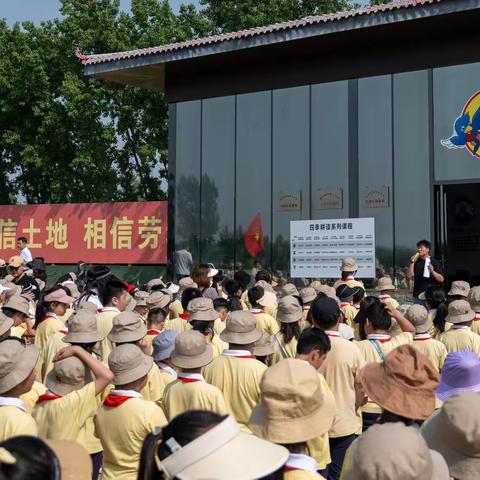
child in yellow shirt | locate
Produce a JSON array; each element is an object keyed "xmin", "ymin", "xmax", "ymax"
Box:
[
  {"xmin": 248, "ymin": 286, "xmax": 279, "ymax": 336},
  {"xmin": 374, "ymin": 276, "xmax": 400, "ymax": 309},
  {"xmin": 133, "ymin": 291, "xmax": 149, "ymax": 323},
  {"xmin": 163, "ymin": 330, "xmax": 227, "ymax": 420},
  {"xmin": 2, "ymin": 295, "xmax": 34, "ymax": 340},
  {"xmin": 299, "ymin": 286, "xmax": 317, "ymax": 328},
  {"xmin": 94, "ymin": 344, "xmax": 167, "ymax": 480},
  {"xmin": 151, "ymin": 330, "xmax": 177, "ymax": 395},
  {"xmin": 0, "ymin": 339, "xmax": 39, "ymax": 441},
  {"xmin": 213, "ymin": 297, "xmax": 229, "ymax": 334},
  {"xmin": 144, "ymin": 307, "xmax": 167, "ymax": 355},
  {"xmin": 271, "ymin": 296, "xmax": 302, "ymax": 364}
]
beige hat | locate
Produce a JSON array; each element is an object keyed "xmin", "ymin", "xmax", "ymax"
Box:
[
  {"xmin": 146, "ymin": 291, "xmax": 171, "ymax": 310},
  {"xmin": 0, "ymin": 281, "xmax": 21, "ymax": 298},
  {"xmin": 171, "ymin": 330, "xmax": 213, "ymax": 369},
  {"xmin": 346, "ymin": 423, "xmax": 449, "ymax": 480},
  {"xmin": 125, "ymin": 295, "xmax": 137, "ymax": 312},
  {"xmin": 178, "ymin": 276, "xmax": 198, "ymax": 296},
  {"xmin": 341, "ymin": 257, "xmax": 358, "ymax": 272},
  {"xmin": 3, "ymin": 295, "xmax": 30, "ymax": 316},
  {"xmin": 44, "ymin": 289, "xmax": 76, "ymax": 305},
  {"xmin": 422, "ymin": 392, "xmax": 480, "ymax": 479},
  {"xmin": 255, "ymin": 280, "xmax": 275, "ymax": 294},
  {"xmin": 276, "ymin": 296, "xmax": 302, "ymax": 324},
  {"xmin": 0, "ymin": 312, "xmax": 13, "ymax": 337},
  {"xmin": 45, "ymin": 357, "xmax": 86, "ymax": 396},
  {"xmin": 220, "ymin": 310, "xmax": 262, "ymax": 345},
  {"xmin": 251, "ymin": 332, "xmax": 273, "ymax": 357},
  {"xmin": 309, "ymin": 280, "xmax": 323, "ymax": 294},
  {"xmin": 8, "ymin": 256, "xmax": 24, "ymax": 268},
  {"xmin": 406, "ymin": 304, "xmax": 432, "ymax": 333},
  {"xmin": 468, "ymin": 286, "xmax": 480, "ymax": 312},
  {"xmin": 45, "ymin": 439, "xmax": 93, "ymax": 480},
  {"xmin": 188, "ymin": 297, "xmax": 218, "ymax": 322},
  {"xmin": 446, "ymin": 299, "xmax": 476, "ymax": 324},
  {"xmin": 448, "ymin": 280, "xmax": 470, "ymax": 298},
  {"xmin": 146, "ymin": 278, "xmax": 166, "ymax": 290},
  {"xmin": 249, "ymin": 358, "xmax": 335, "ymax": 443},
  {"xmin": 77, "ymin": 301, "xmax": 98, "ymax": 314},
  {"xmin": 375, "ymin": 276, "xmax": 395, "ymax": 291},
  {"xmin": 299, "ymin": 286, "xmax": 316, "ymax": 303},
  {"xmin": 160, "ymin": 415, "xmax": 288, "ymax": 480},
  {"xmin": 257, "ymin": 291, "xmax": 278, "ymax": 308},
  {"xmin": 0, "ymin": 339, "xmax": 39, "ymax": 394},
  {"xmin": 108, "ymin": 311, "xmax": 147, "ymax": 343},
  {"xmin": 61, "ymin": 281, "xmax": 80, "ymax": 299},
  {"xmin": 133, "ymin": 290, "xmax": 149, "ymax": 307},
  {"xmin": 281, "ymin": 283, "xmax": 299, "ymax": 298},
  {"xmin": 317, "ymin": 284, "xmax": 337, "ymax": 300},
  {"xmin": 108, "ymin": 343, "xmax": 153, "ymax": 385},
  {"xmin": 62, "ymin": 310, "xmax": 104, "ymax": 344}
]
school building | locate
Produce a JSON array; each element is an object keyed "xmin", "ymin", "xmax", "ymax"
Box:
[{"xmin": 83, "ymin": 0, "xmax": 480, "ymax": 285}]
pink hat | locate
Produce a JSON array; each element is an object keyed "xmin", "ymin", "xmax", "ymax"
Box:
[{"xmin": 44, "ymin": 289, "xmax": 75, "ymax": 305}]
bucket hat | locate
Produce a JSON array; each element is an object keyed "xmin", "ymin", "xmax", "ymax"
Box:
[
  {"xmin": 359, "ymin": 344, "xmax": 439, "ymax": 420},
  {"xmin": 61, "ymin": 281, "xmax": 80, "ymax": 300},
  {"xmin": 257, "ymin": 291, "xmax": 277, "ymax": 308},
  {"xmin": 8, "ymin": 256, "xmax": 24, "ymax": 268},
  {"xmin": 166, "ymin": 282, "xmax": 180, "ymax": 295},
  {"xmin": 125, "ymin": 295, "xmax": 137, "ymax": 312},
  {"xmin": 448, "ymin": 280, "xmax": 470, "ymax": 298},
  {"xmin": 422, "ymin": 392, "xmax": 480, "ymax": 480},
  {"xmin": 345, "ymin": 423, "xmax": 449, "ymax": 480},
  {"xmin": 77, "ymin": 301, "xmax": 98, "ymax": 314},
  {"xmin": 276, "ymin": 296, "xmax": 302, "ymax": 324},
  {"xmin": 309, "ymin": 280, "xmax": 322, "ymax": 294},
  {"xmin": 108, "ymin": 311, "xmax": 147, "ymax": 343},
  {"xmin": 249, "ymin": 358, "xmax": 335, "ymax": 443},
  {"xmin": 0, "ymin": 339, "xmax": 39, "ymax": 394},
  {"xmin": 108, "ymin": 343, "xmax": 153, "ymax": 385},
  {"xmin": 446, "ymin": 300, "xmax": 476, "ymax": 324},
  {"xmin": 0, "ymin": 313, "xmax": 13, "ymax": 337},
  {"xmin": 177, "ymin": 277, "xmax": 198, "ymax": 297},
  {"xmin": 152, "ymin": 330, "xmax": 177, "ymax": 363},
  {"xmin": 255, "ymin": 280, "xmax": 275, "ymax": 294},
  {"xmin": 146, "ymin": 278, "xmax": 166, "ymax": 290},
  {"xmin": 147, "ymin": 291, "xmax": 171, "ymax": 311},
  {"xmin": 375, "ymin": 276, "xmax": 395, "ymax": 292},
  {"xmin": 160, "ymin": 415, "xmax": 288, "ymax": 480},
  {"xmin": 406, "ymin": 304, "xmax": 432, "ymax": 333},
  {"xmin": 44, "ymin": 289, "xmax": 75, "ymax": 305},
  {"xmin": 187, "ymin": 297, "xmax": 218, "ymax": 322},
  {"xmin": 45, "ymin": 440, "xmax": 93, "ymax": 480},
  {"xmin": 0, "ymin": 281, "xmax": 21, "ymax": 298},
  {"xmin": 171, "ymin": 330, "xmax": 213, "ymax": 369},
  {"xmin": 340, "ymin": 257, "xmax": 357, "ymax": 272},
  {"xmin": 220, "ymin": 310, "xmax": 262, "ymax": 345},
  {"xmin": 299, "ymin": 287, "xmax": 316, "ymax": 304},
  {"xmin": 436, "ymin": 350, "xmax": 480, "ymax": 401},
  {"xmin": 468, "ymin": 286, "xmax": 480, "ymax": 311},
  {"xmin": 252, "ymin": 332, "xmax": 273, "ymax": 357},
  {"xmin": 133, "ymin": 290, "xmax": 149, "ymax": 307},
  {"xmin": 281, "ymin": 283, "xmax": 299, "ymax": 298},
  {"xmin": 316, "ymin": 285, "xmax": 340, "ymax": 304},
  {"xmin": 45, "ymin": 357, "xmax": 86, "ymax": 396},
  {"xmin": 62, "ymin": 310, "xmax": 104, "ymax": 344}
]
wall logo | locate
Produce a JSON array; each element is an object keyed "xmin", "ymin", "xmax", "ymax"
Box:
[{"xmin": 441, "ymin": 91, "xmax": 480, "ymax": 158}]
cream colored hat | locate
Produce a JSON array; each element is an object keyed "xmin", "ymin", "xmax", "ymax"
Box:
[
  {"xmin": 125, "ymin": 295, "xmax": 137, "ymax": 312},
  {"xmin": 3, "ymin": 295, "xmax": 31, "ymax": 316},
  {"xmin": 299, "ymin": 286, "xmax": 316, "ymax": 303},
  {"xmin": 171, "ymin": 330, "xmax": 213, "ymax": 369},
  {"xmin": 0, "ymin": 313, "xmax": 13, "ymax": 337},
  {"xmin": 257, "ymin": 291, "xmax": 278, "ymax": 308},
  {"xmin": 346, "ymin": 423, "xmax": 449, "ymax": 480},
  {"xmin": 219, "ymin": 310, "xmax": 262, "ymax": 345},
  {"xmin": 8, "ymin": 256, "xmax": 24, "ymax": 268},
  {"xmin": 406, "ymin": 304, "xmax": 432, "ymax": 333},
  {"xmin": 422, "ymin": 392, "xmax": 480, "ymax": 480},
  {"xmin": 309, "ymin": 280, "xmax": 323, "ymax": 294},
  {"xmin": 188, "ymin": 297, "xmax": 218, "ymax": 322},
  {"xmin": 251, "ymin": 332, "xmax": 273, "ymax": 357},
  {"xmin": 146, "ymin": 278, "xmax": 166, "ymax": 290},
  {"xmin": 45, "ymin": 357, "xmax": 86, "ymax": 396},
  {"xmin": 468, "ymin": 286, "xmax": 480, "ymax": 312},
  {"xmin": 249, "ymin": 358, "xmax": 335, "ymax": 443},
  {"xmin": 178, "ymin": 277, "xmax": 198, "ymax": 296},
  {"xmin": 108, "ymin": 311, "xmax": 147, "ymax": 343},
  {"xmin": 133, "ymin": 290, "xmax": 149, "ymax": 307},
  {"xmin": 44, "ymin": 289, "xmax": 76, "ymax": 305},
  {"xmin": 375, "ymin": 276, "xmax": 395, "ymax": 291},
  {"xmin": 281, "ymin": 283, "xmax": 299, "ymax": 298},
  {"xmin": 276, "ymin": 296, "xmax": 302, "ymax": 324},
  {"xmin": 0, "ymin": 339, "xmax": 39, "ymax": 394},
  {"xmin": 45, "ymin": 440, "xmax": 93, "ymax": 480},
  {"xmin": 341, "ymin": 257, "xmax": 358, "ymax": 272},
  {"xmin": 0, "ymin": 281, "xmax": 21, "ymax": 298},
  {"xmin": 448, "ymin": 280, "xmax": 470, "ymax": 298},
  {"xmin": 146, "ymin": 291, "xmax": 171, "ymax": 310},
  {"xmin": 446, "ymin": 300, "xmax": 476, "ymax": 325},
  {"xmin": 255, "ymin": 280, "xmax": 275, "ymax": 294},
  {"xmin": 160, "ymin": 415, "xmax": 288, "ymax": 480},
  {"xmin": 108, "ymin": 343, "xmax": 153, "ymax": 385},
  {"xmin": 62, "ymin": 310, "xmax": 104, "ymax": 344},
  {"xmin": 77, "ymin": 301, "xmax": 98, "ymax": 314},
  {"xmin": 61, "ymin": 280, "xmax": 80, "ymax": 299},
  {"xmin": 317, "ymin": 284, "xmax": 337, "ymax": 300}
]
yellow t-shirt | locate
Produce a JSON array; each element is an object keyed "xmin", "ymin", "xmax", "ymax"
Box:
[
  {"xmin": 204, "ymin": 352, "xmax": 267, "ymax": 432},
  {"xmin": 168, "ymin": 299, "xmax": 183, "ymax": 319},
  {"xmin": 40, "ymin": 331, "xmax": 67, "ymax": 381},
  {"xmin": 356, "ymin": 333, "xmax": 413, "ymax": 414},
  {"xmin": 94, "ymin": 396, "xmax": 167, "ymax": 480},
  {"xmin": 412, "ymin": 335, "xmax": 447, "ymax": 371},
  {"xmin": 10, "ymin": 324, "xmax": 26, "ymax": 338},
  {"xmin": 144, "ymin": 329, "xmax": 163, "ymax": 356},
  {"xmin": 165, "ymin": 317, "xmax": 191, "ymax": 334},
  {"xmin": 140, "ymin": 364, "xmax": 170, "ymax": 404},
  {"xmin": 285, "ymin": 471, "xmax": 325, "ymax": 480},
  {"xmin": 33, "ymin": 382, "xmax": 97, "ymax": 443},
  {"xmin": 340, "ymin": 304, "xmax": 359, "ymax": 339},
  {"xmin": 20, "ymin": 381, "xmax": 47, "ymax": 414},
  {"xmin": 96, "ymin": 308, "xmax": 119, "ymax": 365},
  {"xmin": 333, "ymin": 279, "xmax": 364, "ymax": 290},
  {"xmin": 85, "ymin": 396, "xmax": 103, "ymax": 454},
  {"xmin": 213, "ymin": 317, "xmax": 226, "ymax": 335},
  {"xmin": 0, "ymin": 401, "xmax": 37, "ymax": 441},
  {"xmin": 250, "ymin": 310, "xmax": 280, "ymax": 336},
  {"xmin": 441, "ymin": 326, "xmax": 480, "ymax": 355},
  {"xmin": 162, "ymin": 375, "xmax": 227, "ymax": 421},
  {"xmin": 428, "ymin": 309, "xmax": 452, "ymax": 340},
  {"xmin": 471, "ymin": 316, "xmax": 480, "ymax": 336},
  {"xmin": 34, "ymin": 315, "xmax": 65, "ymax": 353},
  {"xmin": 271, "ymin": 333, "xmax": 298, "ymax": 365},
  {"xmin": 319, "ymin": 333, "xmax": 365, "ymax": 437},
  {"xmin": 205, "ymin": 333, "xmax": 228, "ymax": 358}
]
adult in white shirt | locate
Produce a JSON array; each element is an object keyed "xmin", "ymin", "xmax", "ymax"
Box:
[{"xmin": 17, "ymin": 237, "xmax": 32, "ymax": 263}]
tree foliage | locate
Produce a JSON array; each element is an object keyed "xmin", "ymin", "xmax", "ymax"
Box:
[{"xmin": 0, "ymin": 0, "xmax": 389, "ymax": 203}]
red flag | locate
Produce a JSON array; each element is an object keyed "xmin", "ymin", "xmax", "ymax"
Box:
[{"xmin": 244, "ymin": 213, "xmax": 264, "ymax": 257}]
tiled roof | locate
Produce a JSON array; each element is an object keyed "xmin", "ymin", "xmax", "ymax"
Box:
[{"xmin": 80, "ymin": 0, "xmax": 443, "ymax": 66}]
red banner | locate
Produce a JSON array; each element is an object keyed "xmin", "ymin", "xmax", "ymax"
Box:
[{"xmin": 0, "ymin": 202, "xmax": 167, "ymax": 264}]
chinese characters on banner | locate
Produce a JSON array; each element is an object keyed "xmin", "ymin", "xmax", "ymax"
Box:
[{"xmin": 0, "ymin": 202, "xmax": 167, "ymax": 264}]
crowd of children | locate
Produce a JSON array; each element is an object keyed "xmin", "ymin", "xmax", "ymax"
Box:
[{"xmin": 1, "ymin": 253, "xmax": 480, "ymax": 479}]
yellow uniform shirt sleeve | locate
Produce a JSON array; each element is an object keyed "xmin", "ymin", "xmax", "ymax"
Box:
[{"xmin": 0, "ymin": 407, "xmax": 37, "ymax": 442}]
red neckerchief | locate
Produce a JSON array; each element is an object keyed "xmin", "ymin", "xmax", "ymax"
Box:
[
  {"xmin": 147, "ymin": 329, "xmax": 161, "ymax": 336},
  {"xmin": 103, "ymin": 394, "xmax": 134, "ymax": 407},
  {"xmin": 284, "ymin": 466, "xmax": 300, "ymax": 472},
  {"xmin": 40, "ymin": 313, "xmax": 57, "ymax": 324},
  {"xmin": 475, "ymin": 313, "xmax": 480, "ymax": 321},
  {"xmin": 179, "ymin": 313, "xmax": 189, "ymax": 320},
  {"xmin": 36, "ymin": 393, "xmax": 61, "ymax": 404}
]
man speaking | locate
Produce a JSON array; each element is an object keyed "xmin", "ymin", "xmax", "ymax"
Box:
[{"xmin": 407, "ymin": 239, "xmax": 444, "ymax": 303}]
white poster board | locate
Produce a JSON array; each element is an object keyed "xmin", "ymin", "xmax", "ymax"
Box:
[{"xmin": 290, "ymin": 218, "xmax": 375, "ymax": 278}]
